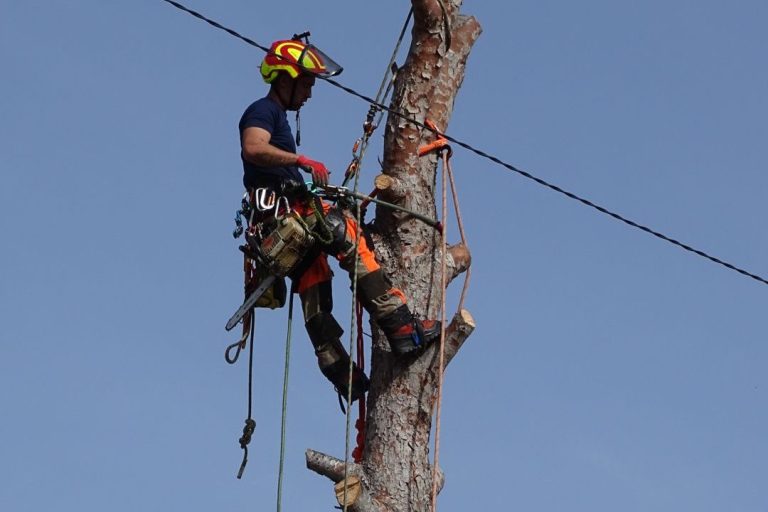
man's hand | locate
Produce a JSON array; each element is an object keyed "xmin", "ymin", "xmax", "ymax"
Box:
[{"xmin": 296, "ymin": 155, "xmax": 330, "ymax": 186}]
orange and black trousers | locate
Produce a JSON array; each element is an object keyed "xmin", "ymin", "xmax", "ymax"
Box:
[{"xmin": 290, "ymin": 199, "xmax": 406, "ymax": 368}]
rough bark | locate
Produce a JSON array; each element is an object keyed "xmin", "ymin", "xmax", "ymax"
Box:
[{"xmin": 307, "ymin": 1, "xmax": 481, "ymax": 510}]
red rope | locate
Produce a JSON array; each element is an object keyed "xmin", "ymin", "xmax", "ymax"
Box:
[{"xmin": 351, "ymin": 300, "xmax": 366, "ymax": 463}]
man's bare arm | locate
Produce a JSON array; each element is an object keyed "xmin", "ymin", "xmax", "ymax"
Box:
[{"xmin": 241, "ymin": 127, "xmax": 300, "ymax": 167}]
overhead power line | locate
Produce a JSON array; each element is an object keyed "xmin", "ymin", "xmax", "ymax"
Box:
[{"xmin": 159, "ymin": 0, "xmax": 768, "ymax": 288}]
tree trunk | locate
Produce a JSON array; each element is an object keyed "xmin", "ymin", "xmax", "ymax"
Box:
[{"xmin": 307, "ymin": 1, "xmax": 481, "ymax": 510}]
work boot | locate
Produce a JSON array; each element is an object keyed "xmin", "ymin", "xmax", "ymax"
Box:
[
  {"xmin": 377, "ymin": 304, "xmax": 442, "ymax": 355},
  {"xmin": 320, "ymin": 358, "xmax": 370, "ymax": 404}
]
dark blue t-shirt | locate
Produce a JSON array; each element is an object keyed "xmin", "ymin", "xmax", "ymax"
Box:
[{"xmin": 239, "ymin": 96, "xmax": 304, "ymax": 190}]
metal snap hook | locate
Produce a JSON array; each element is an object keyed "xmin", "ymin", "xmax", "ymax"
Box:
[
  {"xmin": 255, "ymin": 188, "xmax": 276, "ymax": 211},
  {"xmin": 275, "ymin": 196, "xmax": 291, "ymax": 219}
]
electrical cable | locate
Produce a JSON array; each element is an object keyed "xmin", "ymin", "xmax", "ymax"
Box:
[{"xmin": 159, "ymin": 2, "xmax": 768, "ymax": 288}]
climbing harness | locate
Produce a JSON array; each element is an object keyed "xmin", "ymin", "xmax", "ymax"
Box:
[{"xmin": 226, "ymin": 190, "xmax": 333, "ymax": 331}]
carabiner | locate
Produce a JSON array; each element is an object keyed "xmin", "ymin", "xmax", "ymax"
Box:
[
  {"xmin": 255, "ymin": 188, "xmax": 276, "ymax": 211},
  {"xmin": 275, "ymin": 196, "xmax": 291, "ymax": 219}
]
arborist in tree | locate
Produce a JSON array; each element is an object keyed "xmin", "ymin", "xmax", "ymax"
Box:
[{"xmin": 238, "ymin": 37, "xmax": 440, "ymax": 404}]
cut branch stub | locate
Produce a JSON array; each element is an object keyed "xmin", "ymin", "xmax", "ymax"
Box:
[
  {"xmin": 446, "ymin": 243, "xmax": 471, "ymax": 283},
  {"xmin": 443, "ymin": 308, "xmax": 475, "ymax": 366},
  {"xmin": 306, "ymin": 450, "xmax": 379, "ymax": 511},
  {"xmin": 374, "ymin": 173, "xmax": 405, "ymax": 202},
  {"xmin": 305, "ymin": 449, "xmax": 359, "ymax": 482}
]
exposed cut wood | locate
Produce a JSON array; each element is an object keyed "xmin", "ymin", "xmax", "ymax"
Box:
[
  {"xmin": 447, "ymin": 243, "xmax": 471, "ymax": 282},
  {"xmin": 443, "ymin": 308, "xmax": 475, "ymax": 365},
  {"xmin": 334, "ymin": 476, "xmax": 362, "ymax": 507},
  {"xmin": 374, "ymin": 173, "xmax": 405, "ymax": 203}
]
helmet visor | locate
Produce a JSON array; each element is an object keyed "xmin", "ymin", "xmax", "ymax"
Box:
[{"xmin": 295, "ymin": 44, "xmax": 343, "ymax": 78}]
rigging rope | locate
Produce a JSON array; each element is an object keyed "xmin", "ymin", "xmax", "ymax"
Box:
[
  {"xmin": 418, "ymin": 118, "xmax": 471, "ymax": 510},
  {"xmin": 428, "ymin": 136, "xmax": 451, "ymax": 512},
  {"xmin": 444, "ymin": 151, "xmax": 470, "ymax": 313},
  {"xmin": 158, "ymin": 0, "xmax": 768, "ymax": 288},
  {"xmin": 276, "ymin": 292, "xmax": 295, "ymax": 512}
]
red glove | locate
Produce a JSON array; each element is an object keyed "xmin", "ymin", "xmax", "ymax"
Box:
[{"xmin": 296, "ymin": 155, "xmax": 330, "ymax": 186}]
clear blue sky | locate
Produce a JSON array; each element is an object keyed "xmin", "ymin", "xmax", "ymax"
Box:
[{"xmin": 2, "ymin": 1, "xmax": 767, "ymax": 511}]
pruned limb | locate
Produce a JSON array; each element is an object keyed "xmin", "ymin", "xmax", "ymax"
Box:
[
  {"xmin": 443, "ymin": 309, "xmax": 475, "ymax": 366},
  {"xmin": 374, "ymin": 173, "xmax": 405, "ymax": 202},
  {"xmin": 306, "ymin": 450, "xmax": 379, "ymax": 511},
  {"xmin": 432, "ymin": 465, "xmax": 446, "ymax": 494},
  {"xmin": 305, "ymin": 449, "xmax": 360, "ymax": 482},
  {"xmin": 446, "ymin": 243, "xmax": 471, "ymax": 283}
]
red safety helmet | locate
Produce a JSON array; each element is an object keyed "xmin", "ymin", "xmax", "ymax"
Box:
[{"xmin": 260, "ymin": 39, "xmax": 343, "ymax": 84}]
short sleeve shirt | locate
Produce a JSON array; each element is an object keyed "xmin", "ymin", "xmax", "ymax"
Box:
[{"xmin": 239, "ymin": 96, "xmax": 304, "ymax": 189}]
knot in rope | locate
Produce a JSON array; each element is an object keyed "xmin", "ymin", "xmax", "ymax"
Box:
[
  {"xmin": 239, "ymin": 418, "xmax": 256, "ymax": 449},
  {"xmin": 236, "ymin": 418, "xmax": 256, "ymax": 479}
]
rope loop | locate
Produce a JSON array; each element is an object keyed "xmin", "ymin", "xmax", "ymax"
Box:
[{"xmin": 225, "ymin": 340, "xmax": 245, "ymax": 364}]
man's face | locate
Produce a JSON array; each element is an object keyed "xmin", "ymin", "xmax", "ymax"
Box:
[
  {"xmin": 275, "ymin": 73, "xmax": 315, "ymax": 111},
  {"xmin": 293, "ymin": 74, "xmax": 315, "ymax": 108}
]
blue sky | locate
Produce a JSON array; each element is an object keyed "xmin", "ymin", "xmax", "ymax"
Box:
[{"xmin": 2, "ymin": 1, "xmax": 767, "ymax": 511}]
